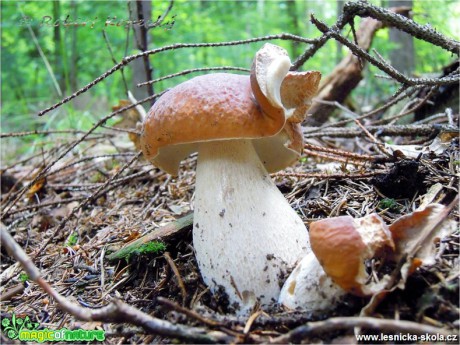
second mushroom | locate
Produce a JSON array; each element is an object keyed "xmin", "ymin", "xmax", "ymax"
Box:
[{"xmin": 141, "ymin": 44, "xmax": 321, "ymax": 313}]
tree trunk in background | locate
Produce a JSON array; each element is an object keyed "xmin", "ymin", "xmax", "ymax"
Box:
[
  {"xmin": 69, "ymin": 0, "xmax": 78, "ymax": 93},
  {"xmin": 52, "ymin": 0, "xmax": 65, "ymax": 95},
  {"xmin": 389, "ymin": 0, "xmax": 414, "ymax": 75},
  {"xmin": 129, "ymin": 0, "xmax": 153, "ymax": 106},
  {"xmin": 336, "ymin": 0, "xmax": 345, "ymax": 64},
  {"xmin": 286, "ymin": 0, "xmax": 301, "ymax": 58}
]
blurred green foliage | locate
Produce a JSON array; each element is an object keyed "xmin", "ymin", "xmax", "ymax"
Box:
[{"xmin": 1, "ymin": 0, "xmax": 459, "ymax": 148}]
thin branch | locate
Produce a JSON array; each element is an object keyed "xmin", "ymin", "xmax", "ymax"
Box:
[
  {"xmin": 147, "ymin": 0, "xmax": 174, "ymax": 30},
  {"xmin": 310, "ymin": 15, "xmax": 460, "ymax": 87},
  {"xmin": 304, "ymin": 85, "xmax": 415, "ymax": 135},
  {"xmin": 102, "ymin": 30, "xmax": 129, "ymax": 94},
  {"xmin": 0, "ymin": 129, "xmax": 99, "ymax": 138},
  {"xmin": 48, "ymin": 169, "xmax": 155, "ymax": 192},
  {"xmin": 361, "ymin": 196, "xmax": 460, "ymax": 316},
  {"xmin": 45, "ymin": 152, "xmax": 137, "ymax": 178},
  {"xmin": 100, "ymin": 125, "xmax": 140, "ymax": 135},
  {"xmin": 157, "ymin": 297, "xmax": 222, "ymax": 327},
  {"xmin": 271, "ymin": 316, "xmax": 457, "ymax": 344},
  {"xmin": 5, "ymin": 196, "xmax": 87, "ymax": 217},
  {"xmin": 138, "ymin": 66, "xmax": 250, "ymax": 87},
  {"xmin": 304, "ymin": 143, "xmax": 378, "ymax": 161},
  {"xmin": 273, "ymin": 171, "xmax": 384, "ymax": 179},
  {"xmin": 0, "ymin": 225, "xmax": 232, "ymax": 344},
  {"xmin": 32, "ymin": 152, "xmax": 142, "ymax": 258},
  {"xmin": 164, "ymin": 252, "xmax": 187, "ymax": 305},
  {"xmin": 303, "ymin": 149, "xmax": 370, "ymax": 165},
  {"xmin": 303, "ymin": 123, "xmax": 447, "ymax": 139},
  {"xmin": 371, "ymin": 87, "xmax": 437, "ymax": 125},
  {"xmin": 2, "ymin": 94, "xmax": 160, "ymax": 220},
  {"xmin": 343, "ymin": 0, "xmax": 460, "ymax": 55},
  {"xmin": 292, "ymin": 7, "xmax": 352, "ymax": 70},
  {"xmin": 37, "ymin": 33, "xmax": 316, "ymax": 117},
  {"xmin": 354, "ymin": 119, "xmax": 393, "ymax": 157}
]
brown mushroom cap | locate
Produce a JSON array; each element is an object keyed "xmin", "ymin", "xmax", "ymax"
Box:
[
  {"xmin": 140, "ymin": 73, "xmax": 301, "ymax": 175},
  {"xmin": 310, "ymin": 214, "xmax": 394, "ymax": 296},
  {"xmin": 310, "ymin": 216, "xmax": 367, "ymax": 295}
]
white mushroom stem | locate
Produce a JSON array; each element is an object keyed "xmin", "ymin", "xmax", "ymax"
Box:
[
  {"xmin": 278, "ymin": 252, "xmax": 346, "ymax": 312},
  {"xmin": 193, "ymin": 139, "xmax": 309, "ymax": 313}
]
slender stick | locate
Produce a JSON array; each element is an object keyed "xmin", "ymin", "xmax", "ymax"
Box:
[{"xmin": 0, "ymin": 224, "xmax": 231, "ymax": 344}]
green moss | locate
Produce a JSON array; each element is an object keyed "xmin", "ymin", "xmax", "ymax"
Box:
[
  {"xmin": 378, "ymin": 198, "xmax": 401, "ymax": 212},
  {"xmin": 123, "ymin": 241, "xmax": 166, "ymax": 262},
  {"xmin": 299, "ymin": 157, "xmax": 308, "ymax": 163},
  {"xmin": 19, "ymin": 273, "xmax": 29, "ymax": 283},
  {"xmin": 138, "ymin": 242, "xmax": 166, "ymax": 255},
  {"xmin": 66, "ymin": 233, "xmax": 78, "ymax": 246}
]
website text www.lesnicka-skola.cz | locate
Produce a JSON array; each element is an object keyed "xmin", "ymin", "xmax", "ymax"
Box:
[{"xmin": 355, "ymin": 332, "xmax": 458, "ymax": 343}]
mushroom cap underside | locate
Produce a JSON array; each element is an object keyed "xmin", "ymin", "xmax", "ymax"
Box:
[{"xmin": 140, "ymin": 73, "xmax": 303, "ymax": 175}]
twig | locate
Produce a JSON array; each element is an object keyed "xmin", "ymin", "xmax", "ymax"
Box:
[
  {"xmin": 344, "ymin": 1, "xmax": 460, "ymax": 55},
  {"xmin": 271, "ymin": 316, "xmax": 457, "ymax": 344},
  {"xmin": 147, "ymin": 0, "xmax": 174, "ymax": 30},
  {"xmin": 354, "ymin": 119, "xmax": 392, "ymax": 157},
  {"xmin": 272, "ymin": 171, "xmax": 384, "ymax": 179},
  {"xmin": 2, "ymin": 95, "xmax": 159, "ymax": 220},
  {"xmin": 107, "ymin": 213, "xmax": 193, "ymax": 261},
  {"xmin": 33, "ymin": 152, "xmax": 142, "ymax": 259},
  {"xmin": 304, "ymin": 85, "xmax": 415, "ymax": 134},
  {"xmin": 311, "ymin": 15, "xmax": 459, "ymax": 87},
  {"xmin": 0, "ymin": 129, "xmax": 99, "ymax": 138},
  {"xmin": 0, "ymin": 284, "xmax": 25, "ymax": 301},
  {"xmin": 5, "ymin": 196, "xmax": 87, "ymax": 217},
  {"xmin": 45, "ymin": 152, "xmax": 137, "ymax": 177},
  {"xmin": 361, "ymin": 196, "xmax": 460, "ymax": 317},
  {"xmin": 37, "ymin": 33, "xmax": 316, "ymax": 117},
  {"xmin": 138, "ymin": 66, "xmax": 250, "ymax": 87},
  {"xmin": 303, "ymin": 123, "xmax": 447, "ymax": 139},
  {"xmin": 303, "ymin": 149, "xmax": 368, "ymax": 165},
  {"xmin": 291, "ymin": 6, "xmax": 352, "ymax": 70},
  {"xmin": 157, "ymin": 297, "xmax": 222, "ymax": 327},
  {"xmin": 102, "ymin": 30, "xmax": 129, "ymax": 94},
  {"xmin": 4, "ymin": 211, "xmax": 39, "ymax": 233},
  {"xmin": 164, "ymin": 252, "xmax": 187, "ymax": 305},
  {"xmin": 100, "ymin": 125, "xmax": 140, "ymax": 135},
  {"xmin": 304, "ymin": 143, "xmax": 378, "ymax": 161},
  {"xmin": 48, "ymin": 169, "xmax": 155, "ymax": 191},
  {"xmin": 371, "ymin": 87, "xmax": 438, "ymax": 125},
  {"xmin": 414, "ymin": 112, "xmax": 449, "ymax": 125},
  {"xmin": 0, "ymin": 224, "xmax": 232, "ymax": 344}
]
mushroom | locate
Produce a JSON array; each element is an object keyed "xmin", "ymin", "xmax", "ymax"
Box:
[
  {"xmin": 279, "ymin": 214, "xmax": 395, "ymax": 311},
  {"xmin": 140, "ymin": 44, "xmax": 321, "ymax": 312}
]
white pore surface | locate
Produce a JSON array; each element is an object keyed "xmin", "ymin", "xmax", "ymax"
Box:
[
  {"xmin": 279, "ymin": 252, "xmax": 346, "ymax": 312},
  {"xmin": 194, "ymin": 139, "xmax": 310, "ymax": 313},
  {"xmin": 265, "ymin": 55, "xmax": 291, "ymax": 109}
]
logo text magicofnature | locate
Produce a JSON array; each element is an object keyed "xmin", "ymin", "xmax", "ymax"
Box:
[{"xmin": 1, "ymin": 314, "xmax": 105, "ymax": 343}]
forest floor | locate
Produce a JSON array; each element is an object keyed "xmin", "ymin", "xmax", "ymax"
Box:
[{"xmin": 1, "ymin": 103, "xmax": 459, "ymax": 343}]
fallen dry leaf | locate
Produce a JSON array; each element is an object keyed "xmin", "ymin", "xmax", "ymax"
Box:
[
  {"xmin": 26, "ymin": 176, "xmax": 46, "ymax": 200},
  {"xmin": 389, "ymin": 203, "xmax": 456, "ymax": 282}
]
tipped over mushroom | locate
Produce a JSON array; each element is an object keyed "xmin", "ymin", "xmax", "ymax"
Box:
[
  {"xmin": 140, "ymin": 44, "xmax": 321, "ymax": 312},
  {"xmin": 279, "ymin": 214, "xmax": 395, "ymax": 311}
]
